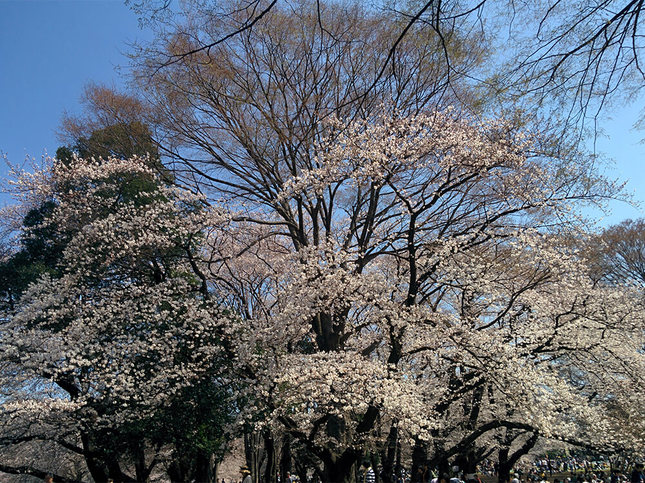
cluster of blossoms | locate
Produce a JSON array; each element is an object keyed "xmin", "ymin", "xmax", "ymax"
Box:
[
  {"xmin": 281, "ymin": 109, "xmax": 534, "ymax": 198},
  {"xmin": 232, "ymin": 110, "xmax": 645, "ymax": 460},
  {"xmin": 1, "ymin": 156, "xmax": 232, "ymax": 427},
  {"xmin": 272, "ymin": 352, "xmax": 435, "ymax": 445},
  {"xmin": 2, "ymin": 109, "xmax": 644, "ymax": 480}
]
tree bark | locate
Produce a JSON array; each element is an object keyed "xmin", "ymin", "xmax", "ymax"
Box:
[
  {"xmin": 322, "ymin": 450, "xmax": 360, "ymax": 483},
  {"xmin": 194, "ymin": 452, "xmax": 217, "ymax": 483},
  {"xmin": 498, "ymin": 432, "xmax": 539, "ymax": 483},
  {"xmin": 280, "ymin": 434, "xmax": 293, "ymax": 482},
  {"xmin": 381, "ymin": 424, "xmax": 398, "ymax": 483},
  {"xmin": 411, "ymin": 439, "xmax": 427, "ymax": 483},
  {"xmin": 264, "ymin": 431, "xmax": 277, "ymax": 483},
  {"xmin": 245, "ymin": 431, "xmax": 264, "ymax": 483}
]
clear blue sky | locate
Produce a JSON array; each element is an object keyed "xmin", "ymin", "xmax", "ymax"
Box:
[
  {"xmin": 592, "ymin": 101, "xmax": 645, "ymax": 226},
  {"xmin": 0, "ymin": 0, "xmax": 643, "ymax": 227},
  {"xmin": 0, "ymin": 0, "xmax": 147, "ymax": 170}
]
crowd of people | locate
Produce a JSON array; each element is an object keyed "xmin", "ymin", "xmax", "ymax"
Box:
[
  {"xmin": 214, "ymin": 456, "xmax": 644, "ymax": 483},
  {"xmin": 477, "ymin": 454, "xmax": 644, "ymax": 483},
  {"xmin": 504, "ymin": 462, "xmax": 645, "ymax": 483},
  {"xmin": 528, "ymin": 455, "xmax": 612, "ymax": 476}
]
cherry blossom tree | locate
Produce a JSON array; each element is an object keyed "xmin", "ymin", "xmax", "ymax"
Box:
[
  {"xmin": 194, "ymin": 109, "xmax": 644, "ymax": 481},
  {"xmin": 119, "ymin": 2, "xmax": 645, "ymax": 474},
  {"xmin": 2, "ymin": 110, "xmax": 643, "ymax": 482},
  {"xmin": 0, "ymin": 156, "xmax": 233, "ymax": 482}
]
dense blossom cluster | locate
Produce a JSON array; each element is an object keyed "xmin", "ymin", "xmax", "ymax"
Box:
[
  {"xmin": 232, "ymin": 111, "xmax": 645, "ymax": 458},
  {"xmin": 1, "ymin": 111, "xmax": 644, "ymax": 481},
  {"xmin": 1, "ymin": 157, "xmax": 231, "ymax": 429}
]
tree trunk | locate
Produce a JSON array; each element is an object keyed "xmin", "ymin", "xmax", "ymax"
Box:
[
  {"xmin": 295, "ymin": 460, "xmax": 309, "ymax": 483},
  {"xmin": 81, "ymin": 431, "xmax": 134, "ymax": 483},
  {"xmin": 322, "ymin": 463, "xmax": 356, "ymax": 483},
  {"xmin": 322, "ymin": 451, "xmax": 360, "ymax": 483},
  {"xmin": 280, "ymin": 434, "xmax": 293, "ymax": 482},
  {"xmin": 411, "ymin": 439, "xmax": 427, "ymax": 483},
  {"xmin": 264, "ymin": 431, "xmax": 277, "ymax": 483},
  {"xmin": 193, "ymin": 452, "xmax": 217, "ymax": 483},
  {"xmin": 81, "ymin": 432, "xmax": 109, "ymax": 483},
  {"xmin": 497, "ymin": 447, "xmax": 511, "ymax": 483},
  {"xmin": 498, "ymin": 432, "xmax": 539, "ymax": 483},
  {"xmin": 107, "ymin": 457, "xmax": 130, "ymax": 482},
  {"xmin": 381, "ymin": 424, "xmax": 398, "ymax": 483},
  {"xmin": 245, "ymin": 431, "xmax": 264, "ymax": 483},
  {"xmin": 454, "ymin": 451, "xmax": 478, "ymax": 479},
  {"xmin": 133, "ymin": 440, "xmax": 150, "ymax": 482},
  {"xmin": 167, "ymin": 461, "xmax": 186, "ymax": 483},
  {"xmin": 396, "ymin": 438, "xmax": 402, "ymax": 482}
]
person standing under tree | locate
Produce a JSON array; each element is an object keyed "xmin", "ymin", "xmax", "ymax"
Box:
[
  {"xmin": 361, "ymin": 462, "xmax": 376, "ymax": 483},
  {"xmin": 240, "ymin": 466, "xmax": 252, "ymax": 483}
]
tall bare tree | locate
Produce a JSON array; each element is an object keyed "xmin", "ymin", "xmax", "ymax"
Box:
[
  {"xmin": 133, "ymin": 0, "xmax": 487, "ymax": 208},
  {"xmin": 128, "ymin": 0, "xmax": 645, "ymax": 131}
]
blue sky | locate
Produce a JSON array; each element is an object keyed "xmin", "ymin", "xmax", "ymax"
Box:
[
  {"xmin": 0, "ymin": 0, "xmax": 643, "ymax": 227},
  {"xmin": 0, "ymin": 0, "xmax": 148, "ymax": 169},
  {"xmin": 592, "ymin": 101, "xmax": 645, "ymax": 225}
]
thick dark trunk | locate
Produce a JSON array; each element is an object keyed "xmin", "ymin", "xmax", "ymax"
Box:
[
  {"xmin": 85, "ymin": 456, "xmax": 109, "ymax": 483},
  {"xmin": 169, "ymin": 446, "xmax": 216, "ymax": 483},
  {"xmin": 427, "ymin": 434, "xmax": 449, "ymax": 482},
  {"xmin": 381, "ymin": 424, "xmax": 398, "ymax": 483},
  {"xmin": 280, "ymin": 435, "xmax": 293, "ymax": 482},
  {"xmin": 295, "ymin": 460, "xmax": 309, "ymax": 483},
  {"xmin": 107, "ymin": 457, "xmax": 131, "ymax": 482},
  {"xmin": 167, "ymin": 460, "xmax": 187, "ymax": 483},
  {"xmin": 322, "ymin": 463, "xmax": 355, "ymax": 483},
  {"xmin": 264, "ymin": 431, "xmax": 277, "ymax": 483},
  {"xmin": 497, "ymin": 447, "xmax": 511, "ymax": 483},
  {"xmin": 314, "ymin": 313, "xmax": 340, "ymax": 352},
  {"xmin": 322, "ymin": 451, "xmax": 360, "ymax": 483},
  {"xmin": 81, "ymin": 432, "xmax": 109, "ymax": 483},
  {"xmin": 454, "ymin": 451, "xmax": 478, "ymax": 478},
  {"xmin": 193, "ymin": 452, "xmax": 217, "ymax": 483},
  {"xmin": 437, "ymin": 459, "xmax": 450, "ymax": 481},
  {"xmin": 133, "ymin": 440, "xmax": 150, "ymax": 482},
  {"xmin": 411, "ymin": 439, "xmax": 427, "ymax": 483},
  {"xmin": 396, "ymin": 438, "xmax": 402, "ymax": 482},
  {"xmin": 498, "ymin": 432, "xmax": 538, "ymax": 483},
  {"xmin": 370, "ymin": 453, "xmax": 381, "ymax": 483},
  {"xmin": 81, "ymin": 431, "xmax": 133, "ymax": 483},
  {"xmin": 244, "ymin": 432, "xmax": 264, "ymax": 483}
]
